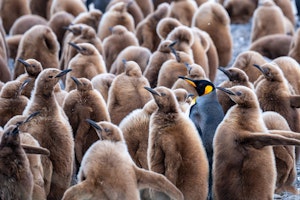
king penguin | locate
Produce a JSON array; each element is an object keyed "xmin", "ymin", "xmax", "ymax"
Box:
[{"xmin": 179, "ymin": 76, "xmax": 224, "ymax": 200}]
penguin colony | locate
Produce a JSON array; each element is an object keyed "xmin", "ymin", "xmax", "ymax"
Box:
[{"xmin": 1, "ymin": 0, "xmax": 300, "ymax": 199}]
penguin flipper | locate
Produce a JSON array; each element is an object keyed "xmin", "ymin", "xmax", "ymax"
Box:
[
  {"xmin": 240, "ymin": 132, "xmax": 300, "ymax": 149},
  {"xmin": 134, "ymin": 166, "xmax": 184, "ymax": 200},
  {"xmin": 62, "ymin": 181, "xmax": 94, "ymax": 200}
]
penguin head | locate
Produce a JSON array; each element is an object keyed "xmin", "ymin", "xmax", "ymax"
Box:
[
  {"xmin": 17, "ymin": 58, "xmax": 43, "ymax": 77},
  {"xmin": 124, "ymin": 60, "xmax": 142, "ymax": 77},
  {"xmin": 0, "ymin": 125, "xmax": 21, "ymax": 149},
  {"xmin": 178, "ymin": 76, "xmax": 215, "ymax": 96},
  {"xmin": 253, "ymin": 63, "xmax": 283, "ymax": 82},
  {"xmin": 86, "ymin": 119, "xmax": 124, "ymax": 142},
  {"xmin": 0, "ymin": 80, "xmax": 30, "ymax": 99},
  {"xmin": 68, "ymin": 42, "xmax": 97, "ymax": 56},
  {"xmin": 216, "ymin": 85, "xmax": 258, "ymax": 107},
  {"xmin": 144, "ymin": 86, "xmax": 179, "ymax": 113},
  {"xmin": 185, "ymin": 63, "xmax": 207, "ymax": 80},
  {"xmin": 218, "ymin": 67, "xmax": 249, "ymax": 83},
  {"xmin": 36, "ymin": 68, "xmax": 71, "ymax": 93},
  {"xmin": 71, "ymin": 77, "xmax": 93, "ymax": 92}
]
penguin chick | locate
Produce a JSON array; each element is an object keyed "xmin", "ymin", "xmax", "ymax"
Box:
[
  {"xmin": 135, "ymin": 3, "xmax": 169, "ymax": 52},
  {"xmin": 172, "ymin": 63, "xmax": 208, "ymax": 97},
  {"xmin": 65, "ymin": 42, "xmax": 106, "ymax": 92},
  {"xmin": 86, "ymin": 119, "xmax": 123, "ymax": 142},
  {"xmin": 213, "ymin": 85, "xmax": 300, "ymax": 199},
  {"xmin": 217, "ymin": 67, "xmax": 253, "ymax": 114},
  {"xmin": 253, "ymin": 63, "xmax": 300, "ymax": 133},
  {"xmin": 102, "ymin": 25, "xmax": 139, "ymax": 72},
  {"xmin": 273, "ymin": 0, "xmax": 295, "ymax": 26},
  {"xmin": 0, "ymin": 112, "xmax": 49, "ymax": 200},
  {"xmin": 98, "ymin": 2, "xmax": 135, "ymax": 41},
  {"xmin": 110, "ymin": 46, "xmax": 151, "ymax": 75},
  {"xmin": 4, "ymin": 113, "xmax": 51, "ymax": 200},
  {"xmin": 157, "ymin": 49, "xmax": 194, "ymax": 88},
  {"xmin": 119, "ymin": 100, "xmax": 158, "ymax": 170},
  {"xmin": 9, "ymin": 14, "xmax": 48, "ymax": 35},
  {"xmin": 15, "ymin": 58, "xmax": 43, "ymax": 99},
  {"xmin": 249, "ymin": 34, "xmax": 292, "ymax": 60},
  {"xmin": 62, "ymin": 133, "xmax": 184, "ymax": 200},
  {"xmin": 72, "ymin": 9, "xmax": 102, "ymax": 31},
  {"xmin": 272, "ymin": 56, "xmax": 300, "ymax": 95},
  {"xmin": 262, "ymin": 111, "xmax": 298, "ymax": 195},
  {"xmin": 14, "ymin": 25, "xmax": 60, "ymax": 79},
  {"xmin": 250, "ymin": 0, "xmax": 285, "ymax": 43},
  {"xmin": 107, "ymin": 60, "xmax": 152, "ymax": 125},
  {"xmin": 231, "ymin": 50, "xmax": 267, "ymax": 83},
  {"xmin": 47, "ymin": 11, "xmax": 75, "ymax": 52},
  {"xmin": 143, "ymin": 40, "xmax": 176, "ymax": 88},
  {"xmin": 156, "ymin": 17, "xmax": 182, "ymax": 40},
  {"xmin": 0, "ymin": 80, "xmax": 29, "ymax": 127},
  {"xmin": 169, "ymin": 0, "xmax": 198, "ymax": 26},
  {"xmin": 50, "ymin": 0, "xmax": 87, "ymax": 18},
  {"xmin": 166, "ymin": 25, "xmax": 195, "ymax": 57},
  {"xmin": 63, "ymin": 77, "xmax": 110, "ymax": 171},
  {"xmin": 60, "ymin": 23, "xmax": 104, "ymax": 71},
  {"xmin": 178, "ymin": 77, "xmax": 224, "ymax": 200},
  {"xmin": 105, "ymin": 0, "xmax": 144, "ymax": 27},
  {"xmin": 145, "ymin": 86, "xmax": 209, "ymax": 199},
  {"xmin": 91, "ymin": 73, "xmax": 116, "ymax": 102},
  {"xmin": 0, "ymin": 125, "xmax": 33, "ymax": 200},
  {"xmin": 192, "ymin": 1, "xmax": 233, "ymax": 67},
  {"xmin": 22, "ymin": 68, "xmax": 74, "ymax": 200}
]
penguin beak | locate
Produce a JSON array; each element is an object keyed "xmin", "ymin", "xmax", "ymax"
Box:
[
  {"xmin": 68, "ymin": 42, "xmax": 82, "ymax": 51},
  {"xmin": 178, "ymin": 76, "xmax": 197, "ymax": 88},
  {"xmin": 169, "ymin": 45, "xmax": 181, "ymax": 62},
  {"xmin": 86, "ymin": 119, "xmax": 103, "ymax": 140},
  {"xmin": 23, "ymin": 111, "xmax": 41, "ymax": 124},
  {"xmin": 218, "ymin": 67, "xmax": 233, "ymax": 81},
  {"xmin": 20, "ymin": 79, "xmax": 31, "ymax": 92},
  {"xmin": 55, "ymin": 69, "xmax": 72, "ymax": 78},
  {"xmin": 169, "ymin": 40, "xmax": 177, "ymax": 47},
  {"xmin": 11, "ymin": 126, "xmax": 19, "ymax": 136},
  {"xmin": 144, "ymin": 87, "xmax": 161, "ymax": 96},
  {"xmin": 184, "ymin": 62, "xmax": 192, "ymax": 74},
  {"xmin": 17, "ymin": 58, "xmax": 31, "ymax": 68},
  {"xmin": 71, "ymin": 76, "xmax": 81, "ymax": 86},
  {"xmin": 253, "ymin": 64, "xmax": 267, "ymax": 76},
  {"xmin": 216, "ymin": 87, "xmax": 236, "ymax": 96}
]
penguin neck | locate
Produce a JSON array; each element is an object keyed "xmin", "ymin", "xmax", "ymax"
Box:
[{"xmin": 195, "ymin": 89, "xmax": 217, "ymax": 104}]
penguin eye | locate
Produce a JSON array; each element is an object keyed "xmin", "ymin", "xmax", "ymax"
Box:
[
  {"xmin": 48, "ymin": 76, "xmax": 53, "ymax": 78},
  {"xmin": 104, "ymin": 128, "xmax": 110, "ymax": 132},
  {"xmin": 236, "ymin": 91, "xmax": 242, "ymax": 96},
  {"xmin": 161, "ymin": 93, "xmax": 166, "ymax": 96}
]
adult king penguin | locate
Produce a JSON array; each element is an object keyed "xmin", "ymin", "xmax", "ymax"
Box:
[{"xmin": 179, "ymin": 76, "xmax": 224, "ymax": 200}]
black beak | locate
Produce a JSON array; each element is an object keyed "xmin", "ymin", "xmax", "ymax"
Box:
[
  {"xmin": 253, "ymin": 64, "xmax": 267, "ymax": 75},
  {"xmin": 68, "ymin": 42, "xmax": 82, "ymax": 51},
  {"xmin": 216, "ymin": 87, "xmax": 236, "ymax": 96},
  {"xmin": 169, "ymin": 45, "xmax": 181, "ymax": 62},
  {"xmin": 20, "ymin": 79, "xmax": 31, "ymax": 92},
  {"xmin": 86, "ymin": 119, "xmax": 102, "ymax": 131},
  {"xmin": 218, "ymin": 67, "xmax": 232, "ymax": 80},
  {"xmin": 23, "ymin": 111, "xmax": 41, "ymax": 124},
  {"xmin": 184, "ymin": 62, "xmax": 192, "ymax": 74},
  {"xmin": 71, "ymin": 76, "xmax": 81, "ymax": 86},
  {"xmin": 169, "ymin": 40, "xmax": 177, "ymax": 47},
  {"xmin": 55, "ymin": 69, "xmax": 72, "ymax": 78},
  {"xmin": 144, "ymin": 87, "xmax": 161, "ymax": 96},
  {"xmin": 17, "ymin": 58, "xmax": 31, "ymax": 68}
]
